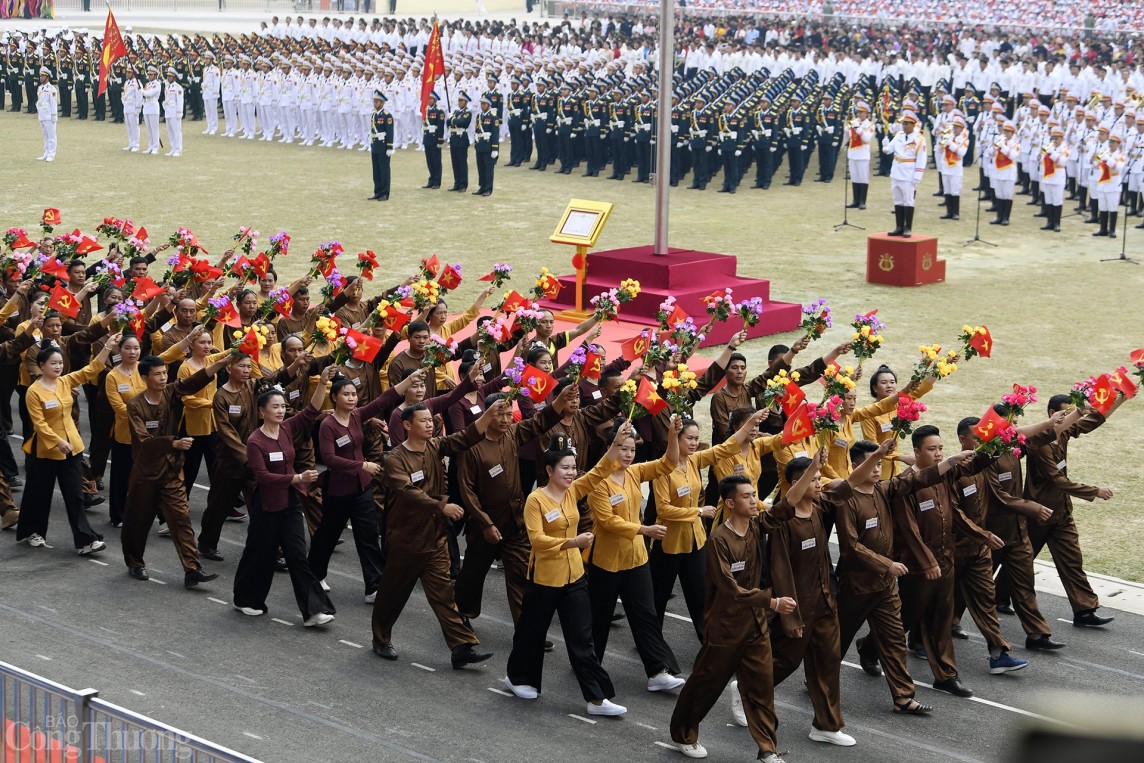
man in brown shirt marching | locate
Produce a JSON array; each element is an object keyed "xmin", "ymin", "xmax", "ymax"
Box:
[
  {"xmin": 371, "ymin": 399, "xmax": 505, "ymax": 668},
  {"xmin": 1022, "ymin": 395, "xmax": 1123, "ymax": 627},
  {"xmin": 386, "ymin": 320, "xmax": 440, "ymax": 397}
]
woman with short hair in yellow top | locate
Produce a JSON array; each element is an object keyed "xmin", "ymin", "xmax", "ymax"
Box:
[
  {"xmin": 652, "ymin": 408, "xmax": 772, "ymax": 637},
  {"xmin": 503, "ymin": 424, "xmax": 630, "ymax": 716},
  {"xmin": 18, "ymin": 333, "xmax": 120, "ymax": 553},
  {"xmin": 835, "ymin": 370, "xmax": 930, "ymax": 478},
  {"xmin": 860, "ymin": 366, "xmax": 935, "ymax": 479},
  {"xmin": 585, "ymin": 414, "xmax": 686, "ymax": 692},
  {"xmin": 105, "ymin": 328, "xmax": 202, "ymax": 527}
]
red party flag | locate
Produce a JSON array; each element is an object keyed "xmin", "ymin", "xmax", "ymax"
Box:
[
  {"xmin": 1129, "ymin": 349, "xmax": 1144, "ymax": 365},
  {"xmin": 1088, "ymin": 373, "xmax": 1117, "ymax": 415},
  {"xmin": 582, "ymin": 351, "xmax": 604, "ymax": 380},
  {"xmin": 42, "ymin": 208, "xmax": 61, "ymax": 227},
  {"xmin": 968, "ymin": 326, "xmax": 993, "ymax": 358},
  {"xmin": 782, "ymin": 402, "xmax": 816, "ymax": 444},
  {"xmin": 1110, "ymin": 367, "xmax": 1138, "ymax": 400},
  {"xmin": 75, "ymin": 236, "xmax": 103, "ymax": 255},
  {"xmin": 317, "ymin": 257, "xmax": 338, "ymax": 279},
  {"xmin": 41, "ymin": 258, "xmax": 71, "ymax": 279},
  {"xmin": 499, "ymin": 290, "xmax": 527, "ymax": 314},
  {"xmin": 252, "ymin": 252, "xmax": 272, "ymax": 279},
  {"xmin": 237, "ymin": 328, "xmax": 261, "ymax": 363},
  {"xmin": 620, "ymin": 333, "xmax": 651, "ymax": 362},
  {"xmin": 419, "ymin": 19, "xmax": 446, "ymax": 119},
  {"xmin": 131, "ymin": 276, "xmax": 165, "ymax": 302},
  {"xmin": 8, "ymin": 232, "xmax": 37, "ymax": 250},
  {"xmin": 540, "ymin": 276, "xmax": 562, "ymax": 300},
  {"xmin": 97, "ymin": 9, "xmax": 129, "ymax": 98},
  {"xmin": 273, "ymin": 295, "xmax": 294, "ymax": 320},
  {"xmin": 216, "ymin": 300, "xmax": 243, "ymax": 329},
  {"xmin": 521, "ymin": 364, "xmax": 557, "ymax": 402},
  {"xmin": 478, "ymin": 270, "xmax": 497, "ymax": 282},
  {"xmin": 634, "ymin": 376, "xmax": 669, "ymax": 416},
  {"xmin": 192, "ymin": 262, "xmax": 225, "ymax": 282},
  {"xmin": 381, "ymin": 306, "xmax": 411, "ymax": 333},
  {"xmin": 437, "ymin": 264, "xmax": 463, "ymax": 291},
  {"xmin": 973, "ymin": 407, "xmax": 1010, "ymax": 441},
  {"xmin": 780, "ymin": 379, "xmax": 807, "ymax": 416},
  {"xmin": 421, "ymin": 254, "xmax": 440, "ymax": 278},
  {"xmin": 47, "ymin": 284, "xmax": 81, "ymax": 319}
]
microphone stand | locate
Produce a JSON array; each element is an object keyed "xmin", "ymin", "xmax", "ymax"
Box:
[
  {"xmin": 834, "ymin": 166, "xmax": 864, "ymax": 231},
  {"xmin": 1100, "ymin": 196, "xmax": 1138, "ymax": 264},
  {"xmin": 964, "ymin": 186, "xmax": 997, "ymax": 247}
]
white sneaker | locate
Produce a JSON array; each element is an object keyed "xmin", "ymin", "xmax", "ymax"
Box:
[
  {"xmin": 130, "ymin": 147, "xmax": 139, "ymax": 152},
  {"xmin": 808, "ymin": 728, "xmax": 856, "ymax": 747},
  {"xmin": 675, "ymin": 741, "xmax": 708, "ymax": 759},
  {"xmin": 157, "ymin": 524, "xmax": 170, "ymax": 537},
  {"xmin": 303, "ymin": 612, "xmax": 335, "ymax": 627},
  {"xmin": 502, "ymin": 676, "xmax": 538, "ymax": 699},
  {"xmin": 233, "ymin": 603, "xmax": 264, "ymax": 616},
  {"xmin": 319, "ymin": 579, "xmax": 331, "ymax": 592},
  {"xmin": 24, "ymin": 533, "xmax": 53, "ymax": 548},
  {"xmin": 36, "ymin": 154, "xmax": 46, "ymax": 161},
  {"xmin": 586, "ymin": 699, "xmax": 626, "ymax": 716},
  {"xmin": 78, "ymin": 540, "xmax": 106, "ymax": 555},
  {"xmin": 730, "ymin": 680, "xmax": 748, "ymax": 727},
  {"xmin": 171, "ymin": 152, "xmax": 181, "ymax": 157},
  {"xmin": 364, "ymin": 591, "xmax": 376, "ymax": 605},
  {"xmin": 648, "ymin": 670, "xmax": 686, "ymax": 692},
  {"xmin": 45, "ymin": 157, "xmax": 54, "ymax": 162}
]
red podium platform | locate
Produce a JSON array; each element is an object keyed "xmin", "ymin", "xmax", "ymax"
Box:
[
  {"xmin": 540, "ymin": 246, "xmax": 802, "ymax": 347},
  {"xmin": 866, "ymin": 233, "xmax": 946, "ymax": 287}
]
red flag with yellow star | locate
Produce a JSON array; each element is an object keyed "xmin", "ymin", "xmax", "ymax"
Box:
[
  {"xmin": 634, "ymin": 376, "xmax": 668, "ymax": 416},
  {"xmin": 97, "ymin": 10, "xmax": 129, "ymax": 99},
  {"xmin": 419, "ymin": 20, "xmax": 446, "ymax": 118}
]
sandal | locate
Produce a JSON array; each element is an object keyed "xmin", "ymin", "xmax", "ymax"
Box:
[{"xmin": 893, "ymin": 699, "xmax": 933, "ymax": 715}]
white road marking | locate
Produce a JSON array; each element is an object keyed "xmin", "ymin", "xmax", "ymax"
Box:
[
  {"xmin": 1057, "ymin": 618, "xmax": 1074, "ymax": 624},
  {"xmin": 88, "ymin": 559, "xmax": 109, "ymax": 566},
  {"xmin": 271, "ymin": 618, "xmax": 294, "ymax": 626},
  {"xmin": 165, "ymin": 651, "xmax": 185, "ymax": 659},
  {"xmin": 207, "ymin": 597, "xmax": 228, "ymax": 605},
  {"xmin": 242, "ymin": 732, "xmax": 263, "ymax": 740},
  {"xmin": 486, "ymin": 688, "xmax": 512, "ymax": 697},
  {"xmin": 149, "ymin": 578, "xmax": 166, "ymax": 585},
  {"xmin": 98, "ymin": 627, "xmax": 119, "ymax": 635},
  {"xmin": 1129, "ymin": 650, "xmax": 1144, "ymax": 658},
  {"xmin": 338, "ymin": 640, "xmax": 363, "ymax": 649},
  {"xmin": 635, "ymin": 722, "xmax": 658, "ymax": 730},
  {"xmin": 664, "ymin": 612, "xmax": 691, "ymax": 622},
  {"xmin": 35, "ymin": 654, "xmax": 51, "ymax": 661},
  {"xmin": 37, "ymin": 605, "xmax": 57, "ymax": 613},
  {"xmin": 410, "ymin": 663, "xmax": 436, "ymax": 672},
  {"xmin": 654, "ymin": 741, "xmax": 677, "ymax": 750},
  {"xmin": 568, "ymin": 714, "xmax": 596, "ymax": 725},
  {"xmin": 129, "ymin": 690, "xmax": 146, "ymax": 696}
]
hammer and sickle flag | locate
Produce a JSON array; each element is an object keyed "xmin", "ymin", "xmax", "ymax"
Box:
[
  {"xmin": 522, "ymin": 364, "xmax": 557, "ymax": 402},
  {"xmin": 380, "ymin": 305, "xmax": 410, "ymax": 333},
  {"xmin": 782, "ymin": 401, "xmax": 816, "ymax": 445},
  {"xmin": 1110, "ymin": 367, "xmax": 1138, "ymax": 400},
  {"xmin": 582, "ymin": 351, "xmax": 604, "ymax": 380},
  {"xmin": 620, "ymin": 333, "xmax": 651, "ymax": 362},
  {"xmin": 968, "ymin": 326, "xmax": 993, "ymax": 358},
  {"xmin": 97, "ymin": 10, "xmax": 129, "ymax": 99},
  {"xmin": 41, "ymin": 258, "xmax": 71, "ymax": 280},
  {"xmin": 972, "ymin": 407, "xmax": 1009, "ymax": 442},
  {"xmin": 1089, "ymin": 373, "xmax": 1117, "ymax": 416},
  {"xmin": 47, "ymin": 284, "xmax": 81, "ymax": 319}
]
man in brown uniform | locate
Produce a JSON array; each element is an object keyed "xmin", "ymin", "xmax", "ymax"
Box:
[
  {"xmin": 1022, "ymin": 395, "xmax": 1123, "ymax": 627},
  {"xmin": 455, "ymin": 387, "xmax": 567, "ymax": 624},
  {"xmin": 386, "ymin": 320, "xmax": 440, "ymax": 397},
  {"xmin": 371, "ymin": 399, "xmax": 505, "ymax": 668},
  {"xmin": 122, "ymin": 352, "xmax": 230, "ymax": 586},
  {"xmin": 669, "ymin": 474, "xmax": 795, "ymax": 762},
  {"xmin": 893, "ymin": 425, "xmax": 1004, "ymax": 697}
]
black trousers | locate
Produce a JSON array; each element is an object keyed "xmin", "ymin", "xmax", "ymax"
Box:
[
  {"xmin": 649, "ymin": 542, "xmax": 706, "ymax": 639},
  {"xmin": 424, "ymin": 141, "xmax": 442, "ymax": 185},
  {"xmin": 76, "ymin": 82, "xmax": 89, "ymax": 119},
  {"xmin": 308, "ymin": 487, "xmax": 384, "ymax": 595},
  {"xmin": 508, "ymin": 121, "xmax": 525, "ymax": 164},
  {"xmin": 233, "ymin": 492, "xmax": 334, "ymax": 619},
  {"xmin": 17, "ymin": 454, "xmax": 101, "ymax": 548},
  {"xmin": 475, "ymin": 150, "xmax": 495, "ymax": 192},
  {"xmin": 182, "ymin": 432, "xmax": 217, "ymax": 498},
  {"xmin": 721, "ymin": 144, "xmax": 740, "ymax": 190},
  {"xmin": 370, "ymin": 145, "xmax": 391, "ymax": 197},
  {"xmin": 109, "ymin": 441, "xmax": 133, "ymax": 525},
  {"xmin": 689, "ymin": 144, "xmax": 709, "ymax": 187},
  {"xmin": 506, "ymin": 577, "xmax": 616, "ymax": 701},
  {"xmin": 635, "ymin": 139, "xmax": 651, "ymax": 181},
  {"xmin": 588, "ymin": 561, "xmax": 681, "ymax": 678},
  {"xmin": 787, "ymin": 138, "xmax": 806, "ymax": 183},
  {"xmin": 531, "ymin": 123, "xmax": 547, "ymax": 167},
  {"xmin": 0, "ymin": 434, "xmax": 18, "ymax": 481},
  {"xmin": 449, "ymin": 142, "xmax": 469, "ymax": 189}
]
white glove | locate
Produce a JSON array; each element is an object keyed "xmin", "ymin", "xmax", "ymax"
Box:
[
  {"xmin": 826, "ymin": 126, "xmax": 834, "ymax": 134},
  {"xmin": 670, "ymin": 125, "xmax": 679, "ymax": 133},
  {"xmin": 735, "ymin": 150, "xmax": 742, "ymax": 156},
  {"xmin": 698, "ymin": 129, "xmax": 707, "ymax": 137},
  {"xmin": 623, "ymin": 137, "xmax": 629, "ymax": 143},
  {"xmin": 705, "ymin": 145, "xmax": 713, "ymax": 152},
  {"xmin": 386, "ymin": 149, "xmax": 394, "ymax": 157},
  {"xmin": 491, "ymin": 151, "xmax": 498, "ymax": 158}
]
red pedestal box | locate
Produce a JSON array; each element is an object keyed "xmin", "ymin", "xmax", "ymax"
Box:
[{"xmin": 866, "ymin": 233, "xmax": 946, "ymax": 287}]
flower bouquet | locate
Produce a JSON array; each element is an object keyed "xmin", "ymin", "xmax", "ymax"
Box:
[
  {"xmin": 909, "ymin": 344, "xmax": 958, "ymax": 385},
  {"xmin": 479, "ymin": 262, "xmax": 513, "ymax": 289},
  {"xmin": 807, "ymin": 395, "xmax": 843, "ymax": 451},
  {"xmin": 703, "ymin": 288, "xmax": 735, "ymax": 323},
  {"xmin": 760, "ymin": 369, "xmax": 800, "ymax": 410},
  {"xmin": 357, "ymin": 250, "xmax": 379, "ymax": 281},
  {"xmin": 267, "ymin": 231, "xmax": 290, "ymax": 259},
  {"xmin": 850, "ymin": 311, "xmax": 885, "ymax": 368},
  {"xmin": 422, "ymin": 334, "xmax": 459, "ymax": 369},
  {"xmin": 800, "ymin": 298, "xmax": 832, "ymax": 341},
  {"xmin": 311, "ymin": 315, "xmax": 341, "ymax": 350},
  {"xmin": 233, "ymin": 226, "xmax": 259, "ymax": 257},
  {"xmin": 616, "ymin": 378, "xmax": 649, "ymax": 421},
  {"xmin": 736, "ymin": 297, "xmax": 764, "ymax": 328},
  {"xmin": 661, "ymin": 364, "xmax": 699, "ymax": 415},
  {"xmin": 997, "ymin": 384, "xmax": 1037, "ymax": 420},
  {"xmin": 889, "ymin": 395, "xmax": 927, "ymax": 439},
  {"xmin": 321, "ymin": 266, "xmax": 346, "ymax": 301},
  {"xmin": 822, "ymin": 363, "xmax": 858, "ymax": 399},
  {"xmin": 531, "ymin": 267, "xmax": 562, "ymax": 301}
]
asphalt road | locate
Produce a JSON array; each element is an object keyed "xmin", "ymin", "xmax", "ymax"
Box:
[{"xmin": 3, "ymin": 431, "xmax": 1143, "ymax": 763}]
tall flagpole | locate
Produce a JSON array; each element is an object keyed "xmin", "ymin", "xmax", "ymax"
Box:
[{"xmin": 653, "ymin": 0, "xmax": 674, "ymax": 256}]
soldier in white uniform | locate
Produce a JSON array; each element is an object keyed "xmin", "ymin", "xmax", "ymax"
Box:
[
  {"xmin": 990, "ymin": 121, "xmax": 1021, "ymax": 226},
  {"xmin": 937, "ymin": 115, "xmax": 970, "ymax": 220},
  {"xmin": 880, "ymin": 111, "xmax": 927, "ymax": 237},
  {"xmin": 163, "ymin": 67, "xmax": 184, "ymax": 157},
  {"xmin": 845, "ymin": 101, "xmax": 875, "ymax": 210},
  {"xmin": 122, "ymin": 65, "xmax": 143, "ymax": 152},
  {"xmin": 298, "ymin": 61, "xmax": 317, "ymax": 146},
  {"xmin": 141, "ymin": 66, "xmax": 162, "ymax": 155},
  {"xmin": 256, "ymin": 58, "xmax": 276, "ymax": 141},
  {"xmin": 201, "ymin": 51, "xmax": 221, "ymax": 136},
  {"xmin": 239, "ymin": 56, "xmax": 258, "ymax": 140},
  {"xmin": 36, "ymin": 67, "xmax": 58, "ymax": 162},
  {"xmin": 277, "ymin": 59, "xmax": 297, "ymax": 144},
  {"xmin": 1039, "ymin": 126, "xmax": 1069, "ymax": 233},
  {"xmin": 220, "ymin": 56, "xmax": 240, "ymax": 137},
  {"xmin": 318, "ymin": 63, "xmax": 336, "ymax": 147}
]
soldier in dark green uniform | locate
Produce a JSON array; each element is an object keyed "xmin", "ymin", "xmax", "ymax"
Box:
[
  {"xmin": 473, "ymin": 93, "xmax": 500, "ymax": 197},
  {"xmin": 555, "ymin": 81, "xmax": 577, "ymax": 174},
  {"xmin": 447, "ymin": 91, "xmax": 472, "ymax": 192},
  {"xmin": 421, "ymin": 90, "xmax": 446, "ymax": 189},
  {"xmin": 369, "ymin": 91, "xmax": 394, "ymax": 201},
  {"xmin": 75, "ymin": 50, "xmax": 90, "ymax": 120},
  {"xmin": 528, "ymin": 79, "xmax": 552, "ymax": 170},
  {"xmin": 633, "ymin": 89, "xmax": 654, "ymax": 184},
  {"xmin": 583, "ymin": 84, "xmax": 606, "ymax": 177},
  {"xmin": 688, "ymin": 93, "xmax": 713, "ymax": 190},
  {"xmin": 57, "ymin": 52, "xmax": 73, "ymax": 118},
  {"xmin": 506, "ymin": 77, "xmax": 531, "ymax": 167},
  {"xmin": 815, "ymin": 92, "xmax": 843, "ymax": 183},
  {"xmin": 717, "ymin": 99, "xmax": 746, "ymax": 193}
]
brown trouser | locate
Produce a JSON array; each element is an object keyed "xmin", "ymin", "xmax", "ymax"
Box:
[
  {"xmin": 670, "ymin": 626, "xmax": 778, "ymax": 758},
  {"xmin": 954, "ymin": 546, "xmax": 1011, "ymax": 653},
  {"xmin": 1025, "ymin": 513, "xmax": 1099, "ymax": 614},
  {"xmin": 899, "ymin": 572, "xmax": 958, "ymax": 682},
  {"xmin": 454, "ymin": 526, "xmax": 530, "ymax": 623},
  {"xmin": 840, "ymin": 582, "xmax": 916, "ymax": 702},
  {"xmin": 989, "ymin": 531, "xmax": 1053, "ymax": 636},
  {"xmin": 371, "ymin": 538, "xmax": 479, "ymax": 649},
  {"xmin": 122, "ymin": 477, "xmax": 201, "ymax": 573},
  {"xmin": 771, "ymin": 608, "xmax": 845, "ymax": 732}
]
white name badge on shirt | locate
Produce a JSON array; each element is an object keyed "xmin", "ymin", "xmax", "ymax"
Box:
[
  {"xmin": 111, "ymin": 355, "xmax": 121, "ymax": 365},
  {"xmin": 733, "ymin": 463, "xmax": 746, "ymax": 474},
  {"xmin": 352, "ymin": 377, "xmax": 361, "ymax": 387},
  {"xmin": 865, "ymin": 517, "xmax": 879, "ymax": 529},
  {"xmin": 609, "ymin": 494, "xmax": 624, "ymax": 506},
  {"xmin": 919, "ymin": 499, "xmax": 936, "ymax": 512},
  {"xmin": 677, "ymin": 485, "xmax": 691, "ymax": 497},
  {"xmin": 794, "ymin": 451, "xmax": 808, "ymax": 459},
  {"xmin": 145, "ymin": 421, "xmax": 159, "ymax": 429},
  {"xmin": 161, "ymin": 321, "xmax": 173, "ymax": 332},
  {"xmin": 834, "ymin": 437, "xmax": 848, "ymax": 448},
  {"xmin": 544, "ymin": 508, "xmax": 561, "ymax": 523},
  {"xmin": 44, "ymin": 399, "xmax": 59, "ymax": 410},
  {"xmin": 336, "ymin": 435, "xmax": 351, "ymax": 448},
  {"xmin": 963, "ymin": 484, "xmax": 978, "ymax": 497},
  {"xmin": 592, "ymin": 390, "xmax": 602, "ymax": 400},
  {"xmin": 730, "ymin": 561, "xmax": 746, "ymax": 573},
  {"xmin": 998, "ymin": 472, "xmax": 1013, "ymax": 482},
  {"xmin": 1056, "ymin": 459, "xmax": 1066, "ymax": 470},
  {"xmin": 117, "ymin": 384, "xmax": 131, "ymax": 393},
  {"xmin": 489, "ymin": 464, "xmax": 504, "ymax": 478},
  {"xmin": 482, "ymin": 363, "xmax": 493, "ymax": 373},
  {"xmin": 801, "ymin": 537, "xmax": 817, "ymax": 551},
  {"xmin": 469, "ymin": 405, "xmax": 481, "ymax": 415},
  {"xmin": 410, "ymin": 470, "xmax": 424, "ymax": 483},
  {"xmin": 289, "ymin": 389, "xmax": 301, "ymax": 400},
  {"xmin": 228, "ymin": 405, "xmax": 242, "ymax": 415},
  {"xmin": 268, "ymin": 452, "xmax": 284, "ymax": 462},
  {"xmin": 881, "ymin": 422, "xmax": 894, "ymax": 433}
]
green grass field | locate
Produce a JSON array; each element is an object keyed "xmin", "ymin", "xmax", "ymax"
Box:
[{"xmin": 7, "ymin": 109, "xmax": 1143, "ymax": 581}]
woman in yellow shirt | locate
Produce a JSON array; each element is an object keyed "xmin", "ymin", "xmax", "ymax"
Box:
[
  {"xmin": 586, "ymin": 415, "xmax": 684, "ymax": 693},
  {"xmin": 18, "ymin": 334, "xmax": 119, "ymax": 553},
  {"xmin": 859, "ymin": 365, "xmax": 932, "ymax": 479},
  {"xmin": 13, "ymin": 290, "xmax": 48, "ymax": 439},
  {"xmin": 712, "ymin": 408, "xmax": 786, "ymax": 522},
  {"xmin": 178, "ymin": 330, "xmax": 223, "ymax": 497},
  {"xmin": 503, "ymin": 425, "xmax": 628, "ymax": 716},
  {"xmin": 651, "ymin": 408, "xmax": 770, "ymax": 637}
]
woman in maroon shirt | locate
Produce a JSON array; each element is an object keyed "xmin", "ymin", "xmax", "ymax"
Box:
[
  {"xmin": 233, "ymin": 364, "xmax": 336, "ymax": 626},
  {"xmin": 311, "ymin": 368, "xmax": 425, "ymax": 604}
]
